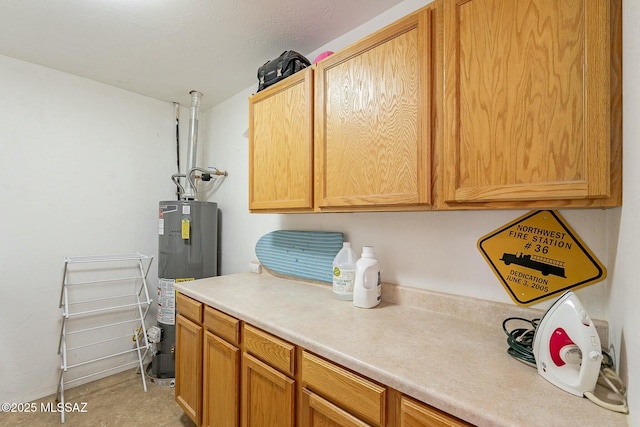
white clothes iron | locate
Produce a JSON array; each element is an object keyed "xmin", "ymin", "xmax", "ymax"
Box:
[{"xmin": 532, "ymin": 291, "xmax": 602, "ymax": 397}]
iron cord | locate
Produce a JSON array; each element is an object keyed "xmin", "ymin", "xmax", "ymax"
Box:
[
  {"xmin": 584, "ymin": 368, "xmax": 629, "ymax": 414},
  {"xmin": 502, "ymin": 317, "xmax": 539, "ymax": 367}
]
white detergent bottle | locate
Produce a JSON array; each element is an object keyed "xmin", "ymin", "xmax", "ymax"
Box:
[
  {"xmin": 332, "ymin": 242, "xmax": 357, "ymax": 300},
  {"xmin": 353, "ymin": 246, "xmax": 381, "ymax": 308}
]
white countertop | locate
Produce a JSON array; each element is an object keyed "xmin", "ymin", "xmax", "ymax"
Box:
[{"xmin": 174, "ymin": 272, "xmax": 627, "ymax": 427}]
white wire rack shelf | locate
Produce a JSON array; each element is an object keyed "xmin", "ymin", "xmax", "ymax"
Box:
[{"xmin": 56, "ymin": 253, "xmax": 153, "ymax": 423}]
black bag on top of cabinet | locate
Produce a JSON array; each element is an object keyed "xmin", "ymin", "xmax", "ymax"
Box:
[{"xmin": 257, "ymin": 51, "xmax": 311, "ymax": 92}]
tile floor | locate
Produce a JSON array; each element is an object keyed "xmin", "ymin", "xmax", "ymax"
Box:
[{"xmin": 0, "ymin": 369, "xmax": 195, "ymax": 427}]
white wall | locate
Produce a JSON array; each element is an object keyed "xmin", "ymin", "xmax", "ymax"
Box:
[
  {"xmin": 608, "ymin": 0, "xmax": 640, "ymax": 421},
  {"xmin": 0, "ymin": 55, "xmax": 176, "ymax": 402}
]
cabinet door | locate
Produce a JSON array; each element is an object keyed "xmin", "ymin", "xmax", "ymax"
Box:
[
  {"xmin": 315, "ymin": 7, "xmax": 434, "ymax": 209},
  {"xmin": 175, "ymin": 314, "xmax": 203, "ymax": 426},
  {"xmin": 301, "ymin": 389, "xmax": 371, "ymax": 427},
  {"xmin": 241, "ymin": 352, "xmax": 295, "ymax": 427},
  {"xmin": 249, "ymin": 68, "xmax": 314, "ymax": 211},
  {"xmin": 443, "ymin": 0, "xmax": 612, "ymax": 204},
  {"xmin": 203, "ymin": 331, "xmax": 240, "ymax": 427},
  {"xmin": 400, "ymin": 396, "xmax": 470, "ymax": 427}
]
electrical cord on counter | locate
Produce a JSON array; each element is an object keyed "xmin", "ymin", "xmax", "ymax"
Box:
[
  {"xmin": 584, "ymin": 367, "xmax": 629, "ymax": 414},
  {"xmin": 502, "ymin": 316, "xmax": 629, "ymax": 414},
  {"xmin": 502, "ymin": 317, "xmax": 539, "ymax": 367}
]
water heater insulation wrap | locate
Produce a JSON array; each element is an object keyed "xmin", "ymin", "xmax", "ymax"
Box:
[
  {"xmin": 153, "ymin": 200, "xmax": 218, "ymax": 378},
  {"xmin": 159, "ymin": 200, "xmax": 218, "ymax": 286}
]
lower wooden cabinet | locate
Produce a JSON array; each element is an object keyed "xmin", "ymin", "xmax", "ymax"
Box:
[
  {"xmin": 202, "ymin": 305, "xmax": 241, "ymax": 427},
  {"xmin": 175, "ymin": 313, "xmax": 203, "ymax": 426},
  {"xmin": 241, "ymin": 352, "xmax": 296, "ymax": 427},
  {"xmin": 176, "ymin": 293, "xmax": 471, "ymax": 427},
  {"xmin": 202, "ymin": 331, "xmax": 240, "ymax": 427}
]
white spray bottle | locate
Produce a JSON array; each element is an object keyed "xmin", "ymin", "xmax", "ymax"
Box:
[{"xmin": 353, "ymin": 246, "xmax": 381, "ymax": 308}]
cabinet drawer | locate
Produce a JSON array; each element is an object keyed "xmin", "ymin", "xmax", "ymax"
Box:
[
  {"xmin": 302, "ymin": 351, "xmax": 386, "ymax": 427},
  {"xmin": 302, "ymin": 388, "xmax": 371, "ymax": 427},
  {"xmin": 203, "ymin": 305, "xmax": 240, "ymax": 346},
  {"xmin": 176, "ymin": 292, "xmax": 202, "ymax": 324},
  {"xmin": 242, "ymin": 324, "xmax": 295, "ymax": 376},
  {"xmin": 400, "ymin": 395, "xmax": 470, "ymax": 427}
]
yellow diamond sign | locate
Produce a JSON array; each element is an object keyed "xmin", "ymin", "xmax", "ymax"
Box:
[{"xmin": 477, "ymin": 210, "xmax": 606, "ymax": 306}]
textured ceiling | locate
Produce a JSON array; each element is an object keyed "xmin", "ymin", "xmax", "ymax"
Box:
[{"xmin": 0, "ymin": 0, "xmax": 405, "ymax": 110}]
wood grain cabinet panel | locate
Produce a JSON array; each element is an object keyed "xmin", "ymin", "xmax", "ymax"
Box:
[
  {"xmin": 249, "ymin": 68, "xmax": 314, "ymax": 211},
  {"xmin": 203, "ymin": 331, "xmax": 240, "ymax": 427},
  {"xmin": 177, "ymin": 292, "xmax": 203, "ymax": 324},
  {"xmin": 175, "ymin": 314, "xmax": 203, "ymax": 426},
  {"xmin": 399, "ymin": 395, "xmax": 470, "ymax": 427},
  {"xmin": 301, "ymin": 389, "xmax": 372, "ymax": 427},
  {"xmin": 204, "ymin": 305, "xmax": 240, "ymax": 346},
  {"xmin": 241, "ymin": 352, "xmax": 295, "ymax": 427},
  {"xmin": 243, "ymin": 324, "xmax": 295, "ymax": 376},
  {"xmin": 315, "ymin": 7, "xmax": 434, "ymax": 210},
  {"xmin": 301, "ymin": 351, "xmax": 386, "ymax": 427},
  {"xmin": 442, "ymin": 0, "xmax": 621, "ymax": 207}
]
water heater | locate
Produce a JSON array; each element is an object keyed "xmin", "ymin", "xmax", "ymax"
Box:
[
  {"xmin": 153, "ymin": 200, "xmax": 218, "ymax": 378},
  {"xmin": 149, "ymin": 90, "xmax": 225, "ymax": 381}
]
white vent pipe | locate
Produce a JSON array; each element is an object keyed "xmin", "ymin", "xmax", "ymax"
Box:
[{"xmin": 183, "ymin": 90, "xmax": 202, "ymax": 199}]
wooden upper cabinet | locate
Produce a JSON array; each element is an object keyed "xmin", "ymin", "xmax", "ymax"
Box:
[
  {"xmin": 315, "ymin": 7, "xmax": 434, "ymax": 210},
  {"xmin": 442, "ymin": 0, "xmax": 622, "ymax": 207},
  {"xmin": 247, "ymin": 0, "xmax": 621, "ymax": 212},
  {"xmin": 249, "ymin": 68, "xmax": 314, "ymax": 211}
]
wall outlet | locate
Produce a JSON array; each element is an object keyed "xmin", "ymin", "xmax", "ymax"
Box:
[{"xmin": 249, "ymin": 261, "xmax": 262, "ymax": 274}]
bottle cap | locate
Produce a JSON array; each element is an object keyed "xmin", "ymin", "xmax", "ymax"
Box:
[{"xmin": 362, "ymin": 246, "xmax": 374, "ymax": 257}]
